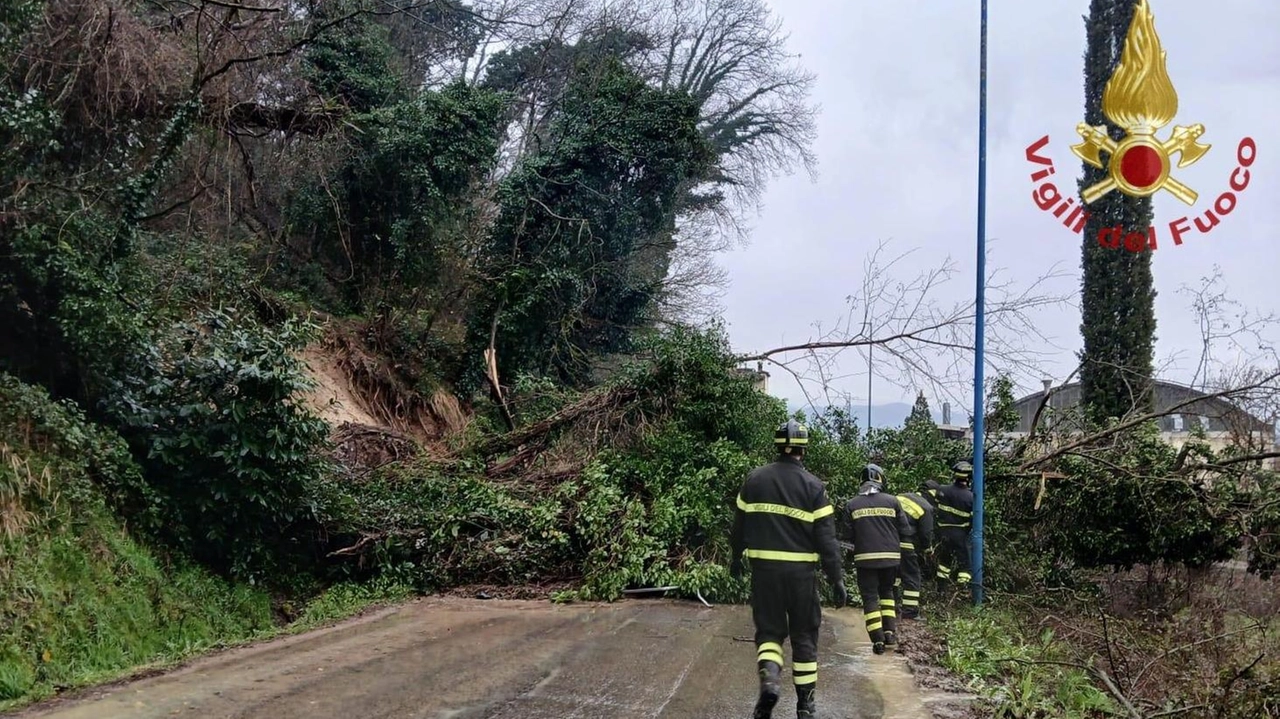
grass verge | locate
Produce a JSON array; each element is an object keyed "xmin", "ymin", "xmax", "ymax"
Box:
[{"xmin": 0, "ymin": 375, "xmax": 413, "ymax": 712}]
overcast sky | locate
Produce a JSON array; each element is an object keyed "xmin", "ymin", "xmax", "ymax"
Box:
[{"xmin": 717, "ymin": 0, "xmax": 1280, "ymax": 414}]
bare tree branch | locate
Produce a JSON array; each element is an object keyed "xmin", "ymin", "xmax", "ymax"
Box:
[{"xmin": 734, "ymin": 240, "xmax": 1074, "ymax": 409}]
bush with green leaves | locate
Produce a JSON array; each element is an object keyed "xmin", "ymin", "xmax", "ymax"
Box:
[
  {"xmin": 105, "ymin": 309, "xmax": 333, "ymax": 582},
  {"xmin": 322, "ymin": 323, "xmax": 786, "ymax": 602},
  {"xmin": 0, "ymin": 373, "xmax": 274, "ymax": 706}
]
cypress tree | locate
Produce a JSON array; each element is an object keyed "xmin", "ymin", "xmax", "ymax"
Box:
[
  {"xmin": 1077, "ymin": 0, "xmax": 1158, "ymax": 424},
  {"xmin": 907, "ymin": 391, "xmax": 935, "ymax": 428}
]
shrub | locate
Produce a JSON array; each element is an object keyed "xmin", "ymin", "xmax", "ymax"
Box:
[{"xmin": 106, "ymin": 308, "xmax": 333, "ymax": 582}]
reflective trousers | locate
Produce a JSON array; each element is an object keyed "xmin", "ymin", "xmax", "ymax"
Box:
[
  {"xmin": 894, "ymin": 544, "xmax": 923, "ymax": 617},
  {"xmin": 750, "ymin": 567, "xmax": 820, "ymax": 691},
  {"xmin": 935, "ymin": 527, "xmax": 972, "ymax": 586},
  {"xmin": 855, "ymin": 565, "xmax": 898, "ymax": 644}
]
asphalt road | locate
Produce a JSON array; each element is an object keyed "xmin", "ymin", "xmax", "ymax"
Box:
[{"xmin": 12, "ymin": 596, "xmax": 944, "ymax": 719}]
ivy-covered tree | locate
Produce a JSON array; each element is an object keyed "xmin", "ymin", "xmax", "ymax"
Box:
[
  {"xmin": 1077, "ymin": 0, "xmax": 1158, "ymax": 424},
  {"xmin": 286, "ymin": 80, "xmax": 506, "ymax": 313},
  {"xmin": 464, "ymin": 56, "xmax": 713, "ymax": 390},
  {"xmin": 303, "ymin": 5, "xmax": 408, "ymax": 113}
]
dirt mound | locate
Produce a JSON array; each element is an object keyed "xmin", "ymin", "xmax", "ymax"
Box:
[
  {"xmin": 329, "ymin": 423, "xmax": 419, "ymax": 477},
  {"xmin": 297, "ymin": 328, "xmax": 472, "ymax": 476},
  {"xmin": 300, "ymin": 345, "xmax": 383, "ymax": 429}
]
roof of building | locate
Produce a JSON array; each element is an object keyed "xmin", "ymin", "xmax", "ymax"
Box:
[{"xmin": 1011, "ymin": 379, "xmax": 1273, "ymax": 434}]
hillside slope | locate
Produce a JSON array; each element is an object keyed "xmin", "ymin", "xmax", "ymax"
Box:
[{"xmin": 0, "ymin": 375, "xmax": 276, "ymax": 707}]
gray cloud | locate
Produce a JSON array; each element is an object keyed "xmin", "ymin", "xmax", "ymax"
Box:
[{"xmin": 720, "ymin": 0, "xmax": 1280, "ymax": 411}]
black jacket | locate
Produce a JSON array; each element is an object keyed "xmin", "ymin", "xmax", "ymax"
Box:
[
  {"xmin": 730, "ymin": 455, "xmax": 843, "ymax": 585},
  {"xmin": 895, "ymin": 491, "xmax": 934, "ymax": 552},
  {"xmin": 935, "ymin": 481, "xmax": 974, "ymax": 532},
  {"xmin": 839, "ymin": 482, "xmax": 910, "ymax": 568}
]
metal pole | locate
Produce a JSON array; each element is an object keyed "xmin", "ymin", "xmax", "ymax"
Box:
[
  {"xmin": 971, "ymin": 0, "xmax": 989, "ymax": 607},
  {"xmin": 867, "ymin": 344, "xmax": 873, "ymax": 429}
]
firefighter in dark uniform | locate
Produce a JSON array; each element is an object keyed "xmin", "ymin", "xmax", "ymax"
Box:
[
  {"xmin": 839, "ymin": 463, "xmax": 909, "ymax": 654},
  {"xmin": 730, "ymin": 420, "xmax": 847, "ymax": 719},
  {"xmin": 893, "ymin": 483, "xmax": 934, "ymax": 620},
  {"xmin": 922, "ymin": 479, "xmax": 941, "ymax": 505},
  {"xmin": 918, "ymin": 479, "xmax": 943, "ymax": 583},
  {"xmin": 934, "ymin": 461, "xmax": 975, "ymax": 589}
]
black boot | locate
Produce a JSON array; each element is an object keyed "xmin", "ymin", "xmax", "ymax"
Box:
[
  {"xmin": 753, "ymin": 661, "xmax": 781, "ymax": 718},
  {"xmin": 796, "ymin": 683, "xmax": 817, "ymax": 718}
]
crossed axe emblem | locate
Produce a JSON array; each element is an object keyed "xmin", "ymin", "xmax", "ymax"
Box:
[{"xmin": 1071, "ymin": 123, "xmax": 1211, "ymax": 205}]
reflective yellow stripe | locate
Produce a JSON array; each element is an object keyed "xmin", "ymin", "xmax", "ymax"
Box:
[
  {"xmin": 774, "ymin": 436, "xmax": 808, "ymax": 444},
  {"xmin": 900, "ymin": 542, "xmax": 915, "ymax": 550},
  {"xmin": 897, "ymin": 495, "xmax": 925, "ymax": 519},
  {"xmin": 867, "ymin": 621, "xmax": 883, "ymax": 631},
  {"xmin": 882, "ymin": 608, "xmax": 896, "ymax": 618},
  {"xmin": 757, "ymin": 641, "xmax": 784, "ymax": 665},
  {"xmin": 903, "ymin": 590, "xmax": 920, "ymax": 598},
  {"xmin": 793, "ymin": 661, "xmax": 818, "ymax": 672},
  {"xmin": 853, "ymin": 551, "xmax": 900, "ymax": 562},
  {"xmin": 863, "ymin": 610, "xmax": 882, "ymax": 620},
  {"xmin": 794, "ymin": 673, "xmax": 817, "ymax": 685},
  {"xmin": 851, "ymin": 507, "xmax": 896, "ymax": 519},
  {"xmin": 737, "ymin": 496, "xmax": 830, "ymax": 523},
  {"xmin": 759, "ymin": 650, "xmax": 784, "ymax": 665},
  {"xmin": 745, "ymin": 549, "xmax": 819, "ymax": 562},
  {"xmin": 939, "ymin": 505, "xmax": 971, "ymax": 518},
  {"xmin": 902, "ymin": 598, "xmax": 919, "ymax": 606},
  {"xmin": 878, "ymin": 599, "xmax": 896, "ymax": 607}
]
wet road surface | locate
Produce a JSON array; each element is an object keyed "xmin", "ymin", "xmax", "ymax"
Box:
[{"xmin": 13, "ymin": 596, "xmax": 942, "ymax": 719}]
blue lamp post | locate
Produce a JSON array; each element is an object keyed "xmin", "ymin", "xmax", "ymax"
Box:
[{"xmin": 971, "ymin": 0, "xmax": 989, "ymax": 607}]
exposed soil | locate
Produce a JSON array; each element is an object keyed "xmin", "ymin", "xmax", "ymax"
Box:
[
  {"xmin": 895, "ymin": 617, "xmax": 984, "ymax": 719},
  {"xmin": 299, "ymin": 344, "xmax": 383, "ymax": 429}
]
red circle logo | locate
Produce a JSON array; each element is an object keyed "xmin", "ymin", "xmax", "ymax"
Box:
[{"xmin": 1118, "ymin": 144, "xmax": 1164, "ymax": 189}]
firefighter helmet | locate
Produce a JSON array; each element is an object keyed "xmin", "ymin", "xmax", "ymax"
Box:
[
  {"xmin": 862, "ymin": 463, "xmax": 886, "ymax": 486},
  {"xmin": 774, "ymin": 420, "xmax": 809, "ymax": 449},
  {"xmin": 952, "ymin": 461, "xmax": 973, "ymax": 481}
]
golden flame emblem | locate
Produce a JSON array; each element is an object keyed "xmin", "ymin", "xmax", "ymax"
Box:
[{"xmin": 1070, "ymin": 0, "xmax": 1211, "ymax": 205}]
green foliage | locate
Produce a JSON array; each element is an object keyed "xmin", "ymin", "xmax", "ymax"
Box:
[
  {"xmin": 0, "ymin": 1, "xmax": 42, "ymax": 60},
  {"xmin": 1078, "ymin": 0, "xmax": 1157, "ymax": 424},
  {"xmin": 630, "ymin": 322, "xmax": 787, "ymax": 450},
  {"xmin": 941, "ymin": 610, "xmax": 1117, "ymax": 718},
  {"xmin": 323, "ymin": 324, "xmax": 783, "ymax": 602},
  {"xmin": 465, "ymin": 56, "xmax": 714, "ymax": 390},
  {"xmin": 981, "ymin": 422, "xmax": 1242, "ymax": 592},
  {"xmin": 1053, "ymin": 427, "xmax": 1236, "ymax": 569},
  {"xmin": 289, "ymin": 576, "xmax": 414, "ymax": 630},
  {"xmin": 0, "ymin": 374, "xmax": 275, "ymax": 707},
  {"xmin": 1244, "ymin": 471, "xmax": 1280, "ymax": 577},
  {"xmin": 303, "ymin": 4, "xmax": 407, "ymax": 112},
  {"xmin": 286, "ymin": 82, "xmax": 505, "ymax": 311},
  {"xmin": 105, "ymin": 309, "xmax": 333, "ymax": 582},
  {"xmin": 985, "ymin": 375, "xmax": 1020, "ymax": 436},
  {"xmin": 908, "ymin": 391, "xmax": 935, "ymax": 427},
  {"xmin": 794, "ymin": 406, "xmax": 869, "ymax": 501}
]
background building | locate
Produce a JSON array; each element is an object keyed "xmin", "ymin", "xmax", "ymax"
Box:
[{"xmin": 1008, "ymin": 379, "xmax": 1279, "ymax": 469}]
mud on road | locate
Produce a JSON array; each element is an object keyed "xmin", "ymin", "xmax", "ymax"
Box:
[{"xmin": 12, "ymin": 596, "xmax": 966, "ymax": 719}]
